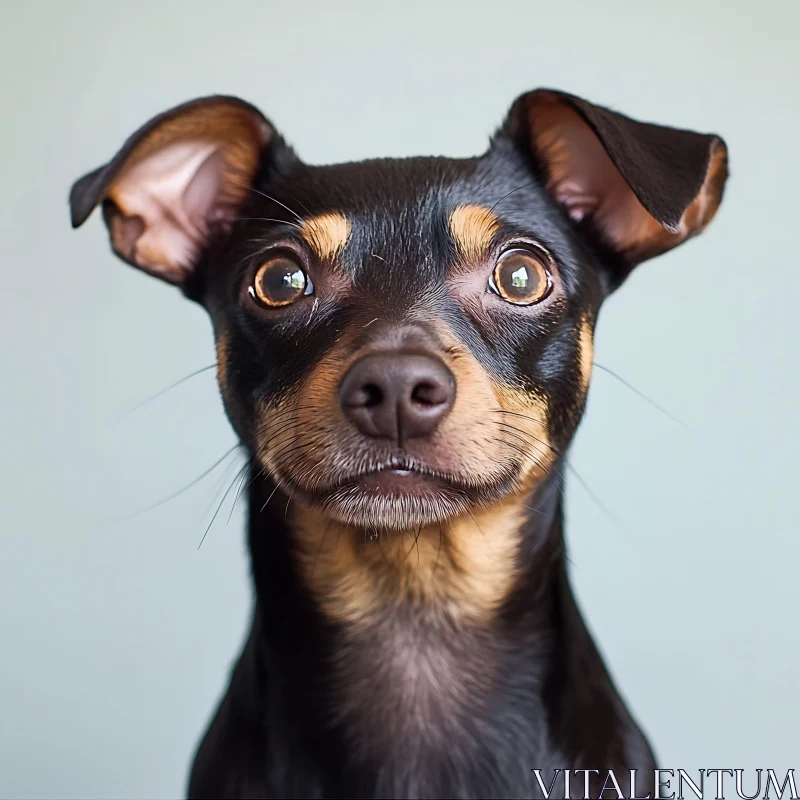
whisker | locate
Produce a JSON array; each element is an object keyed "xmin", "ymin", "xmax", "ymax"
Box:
[
  {"xmin": 306, "ymin": 297, "xmax": 320, "ymax": 326},
  {"xmin": 310, "ymin": 520, "xmax": 334, "ymax": 581},
  {"xmin": 488, "ymin": 434, "xmax": 620, "ymax": 528},
  {"xmin": 592, "ymin": 362, "xmax": 687, "ymax": 428},
  {"xmin": 116, "ymin": 444, "xmax": 241, "ymax": 521},
  {"xmin": 488, "ymin": 181, "xmax": 538, "ymax": 215},
  {"xmin": 402, "ymin": 523, "xmax": 422, "ymax": 564},
  {"xmin": 236, "ymin": 184, "xmax": 304, "ymax": 222},
  {"xmin": 377, "ymin": 529, "xmax": 389, "ymax": 565},
  {"xmin": 285, "ymin": 488, "xmax": 294, "ymax": 518},
  {"xmin": 434, "ymin": 522, "xmax": 444, "ymax": 573},
  {"xmin": 227, "ymin": 463, "xmax": 252, "ymax": 524},
  {"xmin": 467, "ymin": 508, "xmax": 486, "ymax": 539},
  {"xmin": 201, "ymin": 452, "xmax": 251, "ymax": 520},
  {"xmin": 114, "ymin": 364, "xmax": 217, "ymax": 421},
  {"xmin": 489, "ymin": 409, "xmax": 547, "ymax": 427},
  {"xmin": 233, "ymin": 216, "xmax": 303, "ymax": 230},
  {"xmin": 280, "ymin": 189, "xmax": 312, "ymax": 218},
  {"xmin": 198, "ymin": 461, "xmax": 250, "ymax": 549},
  {"xmin": 562, "ymin": 460, "xmax": 628, "ymax": 533},
  {"xmin": 259, "ymin": 478, "xmax": 285, "ymax": 513}
]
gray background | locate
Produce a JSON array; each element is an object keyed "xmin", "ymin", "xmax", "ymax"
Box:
[{"xmin": 1, "ymin": 1, "xmax": 798, "ymax": 797}]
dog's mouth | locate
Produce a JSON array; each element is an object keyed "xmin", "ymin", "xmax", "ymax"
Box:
[
  {"xmin": 341, "ymin": 456, "xmax": 456, "ymax": 486},
  {"xmin": 276, "ymin": 456, "xmax": 517, "ymax": 530}
]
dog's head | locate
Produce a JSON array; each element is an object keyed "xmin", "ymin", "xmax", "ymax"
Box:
[{"xmin": 71, "ymin": 91, "xmax": 727, "ymax": 533}]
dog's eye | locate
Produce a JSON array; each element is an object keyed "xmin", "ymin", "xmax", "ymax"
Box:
[
  {"xmin": 249, "ymin": 256, "xmax": 313, "ymax": 308},
  {"xmin": 488, "ymin": 248, "xmax": 552, "ymax": 306}
]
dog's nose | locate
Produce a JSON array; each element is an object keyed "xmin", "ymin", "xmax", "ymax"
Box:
[{"xmin": 339, "ymin": 353, "xmax": 456, "ymax": 443}]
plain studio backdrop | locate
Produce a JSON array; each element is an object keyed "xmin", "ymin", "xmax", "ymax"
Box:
[{"xmin": 1, "ymin": 1, "xmax": 798, "ymax": 797}]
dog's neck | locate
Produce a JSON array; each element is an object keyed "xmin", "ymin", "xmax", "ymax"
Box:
[{"xmin": 240, "ymin": 468, "xmax": 652, "ymax": 797}]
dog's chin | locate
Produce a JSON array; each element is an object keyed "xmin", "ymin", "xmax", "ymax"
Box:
[{"xmin": 282, "ymin": 466, "xmax": 517, "ymax": 531}]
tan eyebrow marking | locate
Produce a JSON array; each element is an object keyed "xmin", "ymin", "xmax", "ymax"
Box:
[
  {"xmin": 299, "ymin": 212, "xmax": 351, "ymax": 261},
  {"xmin": 449, "ymin": 204, "xmax": 501, "ymax": 263}
]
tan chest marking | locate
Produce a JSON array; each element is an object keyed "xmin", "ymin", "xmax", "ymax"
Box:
[{"xmin": 292, "ymin": 496, "xmax": 528, "ymax": 625}]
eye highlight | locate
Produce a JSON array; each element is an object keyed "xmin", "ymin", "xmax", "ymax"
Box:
[
  {"xmin": 488, "ymin": 248, "xmax": 552, "ymax": 306},
  {"xmin": 249, "ymin": 255, "xmax": 313, "ymax": 308}
]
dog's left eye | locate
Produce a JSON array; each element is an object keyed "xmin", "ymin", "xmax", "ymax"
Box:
[
  {"xmin": 249, "ymin": 256, "xmax": 314, "ymax": 308},
  {"xmin": 488, "ymin": 248, "xmax": 552, "ymax": 306}
]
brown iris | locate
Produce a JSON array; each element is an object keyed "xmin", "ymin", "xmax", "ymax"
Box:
[
  {"xmin": 251, "ymin": 256, "xmax": 312, "ymax": 307},
  {"xmin": 490, "ymin": 248, "xmax": 552, "ymax": 306}
]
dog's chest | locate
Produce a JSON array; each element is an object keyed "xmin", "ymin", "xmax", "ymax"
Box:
[
  {"xmin": 340, "ymin": 609, "xmax": 476, "ymax": 732},
  {"xmin": 327, "ymin": 607, "xmax": 540, "ymax": 795}
]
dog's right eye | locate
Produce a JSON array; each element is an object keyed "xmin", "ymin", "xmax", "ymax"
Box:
[{"xmin": 249, "ymin": 256, "xmax": 314, "ymax": 308}]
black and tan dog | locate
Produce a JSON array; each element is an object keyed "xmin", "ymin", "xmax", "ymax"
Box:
[{"xmin": 70, "ymin": 89, "xmax": 727, "ymax": 799}]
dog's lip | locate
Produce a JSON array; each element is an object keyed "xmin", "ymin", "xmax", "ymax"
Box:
[
  {"xmin": 339, "ymin": 458, "xmax": 455, "ymax": 487},
  {"xmin": 283, "ymin": 457, "xmax": 473, "ymax": 497},
  {"xmin": 273, "ymin": 459, "xmax": 521, "ymax": 524}
]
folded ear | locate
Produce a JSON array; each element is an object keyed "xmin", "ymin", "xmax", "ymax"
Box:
[
  {"xmin": 69, "ymin": 96, "xmax": 278, "ymax": 285},
  {"xmin": 502, "ymin": 89, "xmax": 728, "ymax": 279}
]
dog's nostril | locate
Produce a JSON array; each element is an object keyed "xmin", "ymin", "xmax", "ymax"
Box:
[
  {"xmin": 343, "ymin": 382, "xmax": 383, "ymax": 409},
  {"xmin": 362, "ymin": 383, "xmax": 383, "ymax": 407},
  {"xmin": 411, "ymin": 381, "xmax": 446, "ymax": 406}
]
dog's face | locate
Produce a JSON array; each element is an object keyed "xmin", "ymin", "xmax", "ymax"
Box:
[{"xmin": 71, "ymin": 91, "xmax": 727, "ymax": 534}]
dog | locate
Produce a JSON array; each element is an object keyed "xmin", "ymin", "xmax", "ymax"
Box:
[{"xmin": 70, "ymin": 88, "xmax": 728, "ymax": 799}]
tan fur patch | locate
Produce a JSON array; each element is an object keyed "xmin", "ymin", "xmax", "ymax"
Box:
[
  {"xmin": 490, "ymin": 384, "xmax": 553, "ymax": 486},
  {"xmin": 215, "ymin": 329, "xmax": 231, "ymax": 395},
  {"xmin": 578, "ymin": 317, "xmax": 594, "ymax": 396},
  {"xmin": 448, "ymin": 205, "xmax": 501, "ymax": 265},
  {"xmin": 299, "ymin": 212, "xmax": 351, "ymax": 262},
  {"xmin": 292, "ymin": 497, "xmax": 526, "ymax": 624}
]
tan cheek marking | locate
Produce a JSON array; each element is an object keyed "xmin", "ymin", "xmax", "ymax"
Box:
[
  {"xmin": 492, "ymin": 383, "xmax": 554, "ymax": 484},
  {"xmin": 215, "ymin": 329, "xmax": 230, "ymax": 395},
  {"xmin": 578, "ymin": 317, "xmax": 594, "ymax": 396},
  {"xmin": 434, "ymin": 346, "xmax": 506, "ymax": 475},
  {"xmin": 292, "ymin": 499, "xmax": 526, "ymax": 626},
  {"xmin": 448, "ymin": 204, "xmax": 501, "ymax": 266},
  {"xmin": 423, "ymin": 319, "xmax": 555, "ymax": 485},
  {"xmin": 256, "ymin": 330, "xmax": 357, "ymax": 483},
  {"xmin": 300, "ymin": 212, "xmax": 351, "ymax": 262}
]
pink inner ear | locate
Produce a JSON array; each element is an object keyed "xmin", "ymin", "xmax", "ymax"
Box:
[
  {"xmin": 108, "ymin": 140, "xmax": 225, "ymax": 282},
  {"xmin": 534, "ymin": 105, "xmax": 663, "ymax": 257}
]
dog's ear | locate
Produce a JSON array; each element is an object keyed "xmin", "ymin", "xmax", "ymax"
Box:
[
  {"xmin": 502, "ymin": 89, "xmax": 728, "ymax": 281},
  {"xmin": 70, "ymin": 96, "xmax": 283, "ymax": 286}
]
